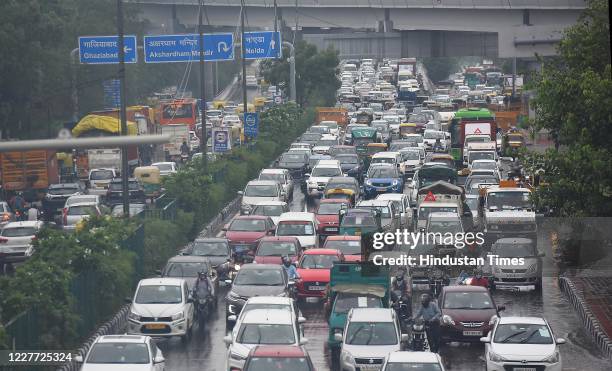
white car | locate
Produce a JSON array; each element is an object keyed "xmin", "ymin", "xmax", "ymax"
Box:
[
  {"xmin": 227, "ymin": 296, "xmax": 305, "ymax": 335},
  {"xmin": 306, "ymin": 159, "xmax": 343, "ymax": 198},
  {"xmin": 398, "ymin": 148, "xmax": 422, "ymax": 177},
  {"xmin": 0, "ymin": 221, "xmax": 44, "ymax": 263},
  {"xmin": 371, "ymin": 151, "xmax": 402, "ymax": 172},
  {"xmin": 76, "ymin": 335, "xmax": 165, "ymax": 371},
  {"xmin": 337, "ymin": 308, "xmax": 407, "ymax": 371},
  {"xmin": 470, "ymin": 159, "xmax": 501, "ymax": 178},
  {"xmin": 382, "ymin": 351, "xmax": 445, "ymax": 371},
  {"xmin": 127, "ymin": 278, "xmax": 194, "ymax": 341},
  {"xmin": 423, "ymin": 130, "xmax": 449, "ymax": 150},
  {"xmin": 482, "ymin": 316, "xmax": 565, "ymax": 371},
  {"xmin": 248, "ymin": 201, "xmax": 289, "ymax": 225},
  {"xmin": 258, "ymin": 168, "xmax": 294, "ymax": 201},
  {"xmin": 275, "ymin": 212, "xmax": 318, "ymax": 249},
  {"xmin": 376, "ymin": 193, "xmax": 412, "ymax": 230},
  {"xmin": 239, "ymin": 180, "xmax": 284, "ymax": 215},
  {"xmin": 87, "ymin": 168, "xmax": 116, "ymax": 195},
  {"xmin": 224, "ymin": 309, "xmax": 307, "ymax": 371},
  {"xmin": 152, "ymin": 162, "xmax": 177, "ymax": 177},
  {"xmin": 319, "ymin": 120, "xmax": 340, "ymax": 136}
]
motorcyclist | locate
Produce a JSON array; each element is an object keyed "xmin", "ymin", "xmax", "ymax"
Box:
[
  {"xmin": 9, "ymin": 192, "xmax": 26, "ymax": 220},
  {"xmin": 413, "ymin": 293, "xmax": 441, "ymax": 352},
  {"xmin": 469, "ymin": 269, "xmax": 490, "ymax": 288},
  {"xmin": 180, "ymin": 141, "xmax": 190, "ymax": 156},
  {"xmin": 282, "ymin": 256, "xmax": 300, "ymax": 280},
  {"xmin": 192, "ymin": 271, "xmax": 213, "ymax": 303},
  {"xmin": 433, "ymin": 138, "xmax": 443, "ymax": 152}
]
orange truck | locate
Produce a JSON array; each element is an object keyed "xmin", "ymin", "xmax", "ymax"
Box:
[
  {"xmin": 1, "ymin": 150, "xmax": 59, "ymax": 194},
  {"xmin": 315, "ymin": 107, "xmax": 349, "ymax": 127}
]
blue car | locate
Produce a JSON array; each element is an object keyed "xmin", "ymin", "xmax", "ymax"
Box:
[{"xmin": 363, "ymin": 164, "xmax": 404, "ymax": 199}]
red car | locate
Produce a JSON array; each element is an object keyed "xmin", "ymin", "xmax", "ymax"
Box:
[
  {"xmin": 223, "ymin": 215, "xmax": 275, "ymax": 263},
  {"xmin": 314, "ymin": 199, "xmax": 348, "ymax": 240},
  {"xmin": 296, "ymin": 249, "xmax": 344, "ymax": 299},
  {"xmin": 254, "ymin": 236, "xmax": 302, "ymax": 264},
  {"xmin": 439, "ymin": 285, "xmax": 504, "ymax": 343},
  {"xmin": 243, "ymin": 345, "xmax": 315, "ymax": 371},
  {"xmin": 323, "ymin": 235, "xmax": 362, "ymax": 262}
]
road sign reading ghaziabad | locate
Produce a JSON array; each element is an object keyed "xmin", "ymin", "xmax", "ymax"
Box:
[
  {"xmin": 243, "ymin": 31, "xmax": 281, "ymax": 60},
  {"xmin": 79, "ymin": 36, "xmax": 137, "ymax": 64},
  {"xmin": 144, "ymin": 33, "xmax": 234, "ymax": 63}
]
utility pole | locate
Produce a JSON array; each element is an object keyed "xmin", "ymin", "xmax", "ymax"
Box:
[
  {"xmin": 240, "ymin": 0, "xmax": 248, "ymax": 146},
  {"xmin": 274, "ymin": 0, "xmax": 278, "ymax": 53},
  {"xmin": 117, "ymin": 0, "xmax": 130, "ymax": 217},
  {"xmin": 198, "ymin": 0, "xmax": 208, "ymax": 173},
  {"xmin": 70, "ymin": 48, "xmax": 79, "ymax": 123}
]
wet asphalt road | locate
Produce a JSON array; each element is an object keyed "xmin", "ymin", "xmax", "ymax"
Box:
[{"xmin": 158, "ymin": 182, "xmax": 611, "ymax": 371}]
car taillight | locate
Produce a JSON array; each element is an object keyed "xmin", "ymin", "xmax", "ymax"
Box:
[
  {"xmin": 31, "ymin": 236, "xmax": 37, "ymax": 242},
  {"xmin": 0, "ymin": 237, "xmax": 8, "ymax": 244}
]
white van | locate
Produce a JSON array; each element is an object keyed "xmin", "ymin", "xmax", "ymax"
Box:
[{"xmin": 275, "ymin": 212, "xmax": 318, "ymax": 249}]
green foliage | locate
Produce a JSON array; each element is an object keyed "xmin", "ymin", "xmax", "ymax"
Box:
[
  {"xmin": 260, "ymin": 42, "xmax": 341, "ymax": 106},
  {"xmin": 421, "ymin": 57, "xmax": 459, "ymax": 83},
  {"xmin": 142, "ymin": 211, "xmax": 194, "ymax": 277}
]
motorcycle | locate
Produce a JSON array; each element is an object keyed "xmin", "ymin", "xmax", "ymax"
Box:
[
  {"xmin": 391, "ymin": 291, "xmax": 412, "ymax": 332},
  {"xmin": 180, "ymin": 153, "xmax": 189, "ymax": 164},
  {"xmin": 194, "ymin": 294, "xmax": 212, "ymax": 329},
  {"xmin": 407, "ymin": 318, "xmax": 430, "ymax": 352}
]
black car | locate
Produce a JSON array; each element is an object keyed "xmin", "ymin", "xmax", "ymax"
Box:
[
  {"xmin": 225, "ymin": 264, "xmax": 292, "ymax": 328},
  {"xmin": 182, "ymin": 238, "xmax": 233, "ymax": 279},
  {"xmin": 276, "ymin": 152, "xmax": 309, "ymax": 179},
  {"xmin": 161, "ymin": 255, "xmax": 219, "ymax": 296},
  {"xmin": 106, "ymin": 178, "xmax": 146, "ymax": 206},
  {"xmin": 334, "ymin": 154, "xmax": 364, "ymax": 182},
  {"xmin": 42, "ymin": 183, "xmax": 86, "ymax": 217},
  {"xmin": 299, "ymin": 132, "xmax": 322, "ymax": 146}
]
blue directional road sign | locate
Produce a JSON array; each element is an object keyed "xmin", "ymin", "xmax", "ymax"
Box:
[
  {"xmin": 144, "ymin": 33, "xmax": 234, "ymax": 63},
  {"xmin": 79, "ymin": 36, "xmax": 137, "ymax": 64},
  {"xmin": 244, "ymin": 112, "xmax": 259, "ymax": 138},
  {"xmin": 243, "ymin": 31, "xmax": 281, "ymax": 60}
]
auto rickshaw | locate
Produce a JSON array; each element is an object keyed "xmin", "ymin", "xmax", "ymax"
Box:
[
  {"xmin": 324, "ymin": 188, "xmax": 356, "ymax": 207},
  {"xmin": 212, "ymin": 100, "xmax": 227, "ymax": 109},
  {"xmin": 235, "ymin": 103, "xmax": 256, "ymax": 114},
  {"xmin": 503, "ymin": 130, "xmax": 525, "ymax": 156},
  {"xmin": 399, "ymin": 123, "xmax": 418, "ymax": 138},
  {"xmin": 133, "ymin": 166, "xmax": 162, "ymax": 198},
  {"xmin": 253, "ymin": 96, "xmax": 266, "ymax": 109},
  {"xmin": 429, "ymin": 154, "xmax": 455, "ymax": 169}
]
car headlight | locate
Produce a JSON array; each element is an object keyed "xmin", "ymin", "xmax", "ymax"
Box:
[
  {"xmin": 365, "ymin": 179, "xmax": 372, "ymax": 186},
  {"xmin": 171, "ymin": 312, "xmax": 184, "ymax": 321},
  {"xmin": 542, "ymin": 351, "xmax": 560, "ymax": 363},
  {"xmin": 230, "ymin": 350, "xmax": 247, "ymax": 361},
  {"xmin": 442, "ymin": 314, "xmax": 455, "ymax": 325},
  {"xmin": 341, "ymin": 350, "xmax": 355, "ymax": 365},
  {"xmin": 392, "ymin": 180, "xmax": 399, "ymax": 186},
  {"xmin": 489, "ymin": 351, "xmax": 507, "ymax": 362},
  {"xmin": 128, "ymin": 311, "xmax": 140, "ymax": 321},
  {"xmin": 489, "ymin": 314, "xmax": 499, "ymax": 326}
]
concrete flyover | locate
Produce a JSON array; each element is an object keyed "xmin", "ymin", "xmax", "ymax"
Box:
[{"xmin": 129, "ymin": 0, "xmax": 586, "ymax": 58}]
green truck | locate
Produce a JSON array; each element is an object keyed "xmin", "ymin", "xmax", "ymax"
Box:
[
  {"xmin": 324, "ymin": 262, "xmax": 390, "ymax": 360},
  {"xmin": 448, "ymin": 108, "xmax": 496, "ymax": 167},
  {"xmin": 351, "ymin": 127, "xmax": 379, "ymax": 156}
]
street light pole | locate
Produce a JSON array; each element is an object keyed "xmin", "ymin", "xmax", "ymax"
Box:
[
  {"xmin": 70, "ymin": 48, "xmax": 79, "ymax": 123},
  {"xmin": 240, "ymin": 0, "xmax": 248, "ymax": 146},
  {"xmin": 198, "ymin": 0, "xmax": 208, "ymax": 173},
  {"xmin": 117, "ymin": 0, "xmax": 130, "ymax": 217},
  {"xmin": 282, "ymin": 42, "xmax": 296, "ymax": 103}
]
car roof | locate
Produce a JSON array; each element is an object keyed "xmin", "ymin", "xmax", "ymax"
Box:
[
  {"xmin": 245, "ymin": 296, "xmax": 294, "ymax": 305},
  {"xmin": 349, "ymin": 308, "xmax": 394, "ymax": 322},
  {"xmin": 233, "ymin": 215, "xmax": 270, "ymax": 220},
  {"xmin": 253, "ymin": 201, "xmax": 287, "ymax": 206},
  {"xmin": 278, "ymin": 212, "xmax": 316, "ymax": 221},
  {"xmin": 240, "ymin": 263, "xmax": 283, "ymax": 271},
  {"xmin": 3, "ymin": 221, "xmax": 43, "ymax": 228},
  {"xmin": 242, "ymin": 309, "xmax": 293, "ymax": 324},
  {"xmin": 315, "ymin": 160, "xmax": 340, "ymax": 167},
  {"xmin": 260, "ymin": 168, "xmax": 287, "ymax": 174},
  {"xmin": 67, "ymin": 194, "xmax": 98, "ymax": 199},
  {"xmin": 166, "ymin": 255, "xmax": 211, "ymax": 264},
  {"xmin": 152, "ymin": 162, "xmax": 175, "ymax": 166},
  {"xmin": 497, "ymin": 316, "xmax": 546, "ymax": 325},
  {"xmin": 357, "ymin": 200, "xmax": 392, "ymax": 207},
  {"xmin": 302, "ymin": 248, "xmax": 340, "ymax": 256},
  {"xmin": 443, "ymin": 284, "xmax": 488, "ymax": 293},
  {"xmin": 139, "ymin": 277, "xmax": 184, "ymax": 286},
  {"xmin": 247, "ymin": 180, "xmax": 279, "ymax": 186},
  {"xmin": 428, "ymin": 212, "xmax": 460, "ymax": 220},
  {"xmin": 67, "ymin": 202, "xmax": 99, "ymax": 208},
  {"xmin": 372, "ymin": 152, "xmax": 399, "ymax": 158},
  {"xmin": 250, "ymin": 345, "xmax": 307, "ymax": 358},
  {"xmin": 96, "ymin": 335, "xmax": 148, "ymax": 344},
  {"xmin": 376, "ymin": 194, "xmax": 405, "ymax": 201},
  {"xmin": 319, "ymin": 198, "xmax": 350, "ymax": 205},
  {"xmin": 326, "ymin": 235, "xmax": 360, "ymax": 241},
  {"xmin": 194, "ymin": 237, "xmax": 228, "ymax": 243},
  {"xmin": 259, "ymin": 236, "xmax": 299, "ymax": 243},
  {"xmin": 494, "ymin": 237, "xmax": 535, "ymax": 244},
  {"xmin": 387, "ymin": 351, "xmax": 440, "ymax": 363}
]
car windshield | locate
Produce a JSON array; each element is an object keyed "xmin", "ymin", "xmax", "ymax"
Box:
[
  {"xmin": 246, "ymin": 357, "xmax": 311, "ymax": 371},
  {"xmin": 465, "ymin": 198, "xmax": 479, "ymax": 214},
  {"xmin": 277, "ymin": 222, "xmax": 314, "ymax": 236},
  {"xmin": 317, "ymin": 203, "xmax": 344, "ymax": 215},
  {"xmin": 317, "ymin": 139, "xmax": 337, "ymax": 147},
  {"xmin": 312, "ymin": 167, "xmax": 342, "ymax": 177},
  {"xmin": 135, "ymin": 285, "xmax": 182, "ymax": 304},
  {"xmin": 86, "ymin": 343, "xmax": 149, "ymax": 364},
  {"xmin": 281, "ymin": 154, "xmax": 306, "ymax": 163},
  {"xmin": 300, "ymin": 254, "xmax": 339, "ymax": 269},
  {"xmin": 252, "ymin": 205, "xmax": 285, "ymax": 217},
  {"xmin": 469, "ymin": 151, "xmax": 495, "ymax": 162},
  {"xmin": 234, "ymin": 268, "xmax": 284, "ymax": 286},
  {"xmin": 418, "ymin": 207, "xmax": 457, "ymax": 220},
  {"xmin": 259, "ymin": 174, "xmax": 284, "ymax": 183},
  {"xmin": 154, "ymin": 163, "xmax": 174, "ymax": 171},
  {"xmin": 48, "ymin": 186, "xmax": 79, "ymax": 195},
  {"xmin": 1, "ymin": 227, "xmax": 36, "ymax": 237},
  {"xmin": 465, "ymin": 177, "xmax": 498, "ymax": 189},
  {"xmin": 368, "ymin": 167, "xmax": 398, "ymax": 178},
  {"xmin": 334, "ymin": 294, "xmax": 381, "ymax": 314},
  {"xmin": 472, "ymin": 161, "xmax": 497, "ymax": 170},
  {"xmin": 493, "ymin": 323, "xmax": 553, "ymax": 344},
  {"xmin": 390, "ymin": 142, "xmax": 416, "ymax": 151},
  {"xmin": 192, "ymin": 241, "xmax": 228, "ymax": 256},
  {"xmin": 238, "ymin": 324, "xmax": 295, "ymax": 345},
  {"xmin": 68, "ymin": 205, "xmax": 97, "ymax": 216},
  {"xmin": 164, "ymin": 262, "xmax": 209, "ymax": 277},
  {"xmin": 346, "ymin": 322, "xmax": 397, "ymax": 345},
  {"xmin": 400, "ymin": 151, "xmax": 420, "ymax": 160},
  {"xmin": 487, "ymin": 192, "xmax": 532, "ymax": 210},
  {"xmin": 301, "ymin": 134, "xmax": 320, "ymax": 141},
  {"xmin": 424, "ymin": 131, "xmax": 445, "ymax": 139},
  {"xmin": 66, "ymin": 196, "xmax": 97, "ymax": 206},
  {"xmin": 245, "ymin": 185, "xmax": 278, "ymax": 197},
  {"xmin": 111, "ymin": 205, "xmax": 144, "ymax": 216},
  {"xmin": 408, "ymin": 114, "xmax": 428, "ymax": 123},
  {"xmin": 428, "ymin": 219, "xmax": 462, "ymax": 234},
  {"xmin": 494, "ymin": 242, "xmax": 537, "ymax": 258},
  {"xmin": 325, "ymin": 240, "xmax": 361, "ymax": 254},
  {"xmin": 230, "ymin": 219, "xmax": 267, "ymax": 232},
  {"xmin": 443, "ymin": 292, "xmax": 494, "ymax": 309},
  {"xmin": 342, "ymin": 214, "xmax": 376, "ymax": 227},
  {"xmin": 371, "ymin": 157, "xmax": 396, "ymax": 165},
  {"xmin": 359, "ymin": 205, "xmax": 391, "ymax": 218},
  {"xmin": 90, "ymin": 170, "xmax": 114, "ymax": 180},
  {"xmin": 109, "ymin": 182, "xmax": 140, "ymax": 191},
  {"xmin": 257, "ymin": 242, "xmax": 297, "ymax": 256},
  {"xmin": 336, "ymin": 154, "xmax": 359, "ymax": 165},
  {"xmin": 405, "ymin": 136, "xmax": 423, "ymax": 143},
  {"xmin": 384, "ymin": 363, "xmax": 443, "ymax": 371}
]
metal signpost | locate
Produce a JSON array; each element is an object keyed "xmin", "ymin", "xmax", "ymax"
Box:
[
  {"xmin": 143, "ymin": 33, "xmax": 234, "ymax": 63},
  {"xmin": 243, "ymin": 112, "xmax": 259, "ymax": 138},
  {"xmin": 78, "ymin": 36, "xmax": 137, "ymax": 64},
  {"xmin": 243, "ymin": 31, "xmax": 282, "ymax": 60}
]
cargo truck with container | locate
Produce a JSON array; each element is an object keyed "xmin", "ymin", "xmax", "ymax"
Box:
[
  {"xmin": 161, "ymin": 124, "xmax": 190, "ymax": 162},
  {"xmin": 316, "ymin": 107, "xmax": 348, "ymax": 128},
  {"xmin": 448, "ymin": 108, "xmax": 497, "ymax": 168},
  {"xmin": 1, "ymin": 150, "xmax": 59, "ymax": 202}
]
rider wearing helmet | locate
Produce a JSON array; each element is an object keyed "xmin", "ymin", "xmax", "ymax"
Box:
[
  {"xmin": 180, "ymin": 141, "xmax": 190, "ymax": 156},
  {"xmin": 282, "ymin": 255, "xmax": 300, "ymax": 280},
  {"xmin": 469, "ymin": 269, "xmax": 490, "ymax": 288},
  {"xmin": 413, "ymin": 293, "xmax": 441, "ymax": 352},
  {"xmin": 193, "ymin": 271, "xmax": 213, "ymax": 301}
]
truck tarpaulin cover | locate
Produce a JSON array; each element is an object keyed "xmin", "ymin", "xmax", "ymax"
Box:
[
  {"xmin": 72, "ymin": 115, "xmax": 137, "ymax": 137},
  {"xmin": 417, "ymin": 181, "xmax": 463, "ymax": 196}
]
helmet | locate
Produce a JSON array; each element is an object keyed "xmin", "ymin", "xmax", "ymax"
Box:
[
  {"xmin": 282, "ymin": 256, "xmax": 292, "ymax": 267},
  {"xmin": 420, "ymin": 293, "xmax": 431, "ymax": 305},
  {"xmin": 198, "ymin": 271, "xmax": 207, "ymax": 279},
  {"xmin": 395, "ymin": 273, "xmax": 404, "ymax": 282}
]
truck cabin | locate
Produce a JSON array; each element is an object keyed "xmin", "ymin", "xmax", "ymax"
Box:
[{"xmin": 483, "ymin": 186, "xmax": 533, "ymax": 212}]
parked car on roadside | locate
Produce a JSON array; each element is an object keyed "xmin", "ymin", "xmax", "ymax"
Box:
[{"xmin": 0, "ymin": 221, "xmax": 44, "ymax": 263}]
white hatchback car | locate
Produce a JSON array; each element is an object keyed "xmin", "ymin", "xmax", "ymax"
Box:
[
  {"xmin": 0, "ymin": 221, "xmax": 44, "ymax": 263},
  {"xmin": 382, "ymin": 351, "xmax": 446, "ymax": 371},
  {"xmin": 481, "ymin": 316, "xmax": 565, "ymax": 371},
  {"xmin": 127, "ymin": 278, "xmax": 194, "ymax": 341},
  {"xmin": 76, "ymin": 335, "xmax": 165, "ymax": 371}
]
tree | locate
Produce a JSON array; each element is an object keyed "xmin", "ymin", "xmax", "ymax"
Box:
[
  {"xmin": 421, "ymin": 57, "xmax": 459, "ymax": 83},
  {"xmin": 260, "ymin": 41, "xmax": 341, "ymax": 106}
]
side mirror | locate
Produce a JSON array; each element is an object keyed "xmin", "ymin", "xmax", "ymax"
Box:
[
  {"xmin": 497, "ymin": 305, "xmax": 505, "ymax": 312},
  {"xmin": 299, "ymin": 338, "xmax": 309, "ymax": 345},
  {"xmin": 227, "ymin": 315, "xmax": 237, "ymax": 322},
  {"xmin": 480, "ymin": 336, "xmax": 491, "ymax": 343},
  {"xmin": 334, "ymin": 333, "xmax": 343, "ymax": 342},
  {"xmin": 298, "ymin": 316, "xmax": 306, "ymax": 324},
  {"xmin": 237, "ymin": 191, "xmax": 244, "ymax": 195},
  {"xmin": 74, "ymin": 355, "xmax": 84, "ymax": 363},
  {"xmin": 304, "ymin": 173, "xmax": 311, "ymax": 178},
  {"xmin": 400, "ymin": 333, "xmax": 409, "ymax": 342},
  {"xmin": 288, "ymin": 280, "xmax": 296, "ymax": 286},
  {"xmin": 223, "ymin": 335, "xmax": 232, "ymax": 346},
  {"xmin": 153, "ymin": 354, "xmax": 165, "ymax": 364},
  {"xmin": 556, "ymin": 338, "xmax": 566, "ymax": 345}
]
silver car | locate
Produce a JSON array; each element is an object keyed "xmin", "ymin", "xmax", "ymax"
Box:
[
  {"xmin": 63, "ymin": 202, "xmax": 102, "ymax": 231},
  {"xmin": 488, "ymin": 238, "xmax": 544, "ymax": 291},
  {"xmin": 0, "ymin": 221, "xmax": 44, "ymax": 262},
  {"xmin": 258, "ymin": 168, "xmax": 294, "ymax": 202}
]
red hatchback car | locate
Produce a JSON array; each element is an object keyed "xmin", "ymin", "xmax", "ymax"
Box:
[
  {"xmin": 439, "ymin": 285, "xmax": 504, "ymax": 343},
  {"xmin": 224, "ymin": 215, "xmax": 275, "ymax": 263},
  {"xmin": 243, "ymin": 345, "xmax": 315, "ymax": 371},
  {"xmin": 322, "ymin": 235, "xmax": 362, "ymax": 262},
  {"xmin": 296, "ymin": 249, "xmax": 344, "ymax": 300},
  {"xmin": 254, "ymin": 236, "xmax": 302, "ymax": 265},
  {"xmin": 315, "ymin": 199, "xmax": 349, "ymax": 241}
]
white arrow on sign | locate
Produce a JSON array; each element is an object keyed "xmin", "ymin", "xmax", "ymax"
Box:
[
  {"xmin": 269, "ymin": 38, "xmax": 276, "ymax": 51},
  {"xmin": 124, "ymin": 46, "xmax": 132, "ymax": 53},
  {"xmin": 218, "ymin": 41, "xmax": 231, "ymax": 53}
]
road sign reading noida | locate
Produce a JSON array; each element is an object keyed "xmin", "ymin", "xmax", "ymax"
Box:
[
  {"xmin": 144, "ymin": 34, "xmax": 234, "ymax": 63},
  {"xmin": 243, "ymin": 31, "xmax": 281, "ymax": 60},
  {"xmin": 79, "ymin": 36, "xmax": 137, "ymax": 64}
]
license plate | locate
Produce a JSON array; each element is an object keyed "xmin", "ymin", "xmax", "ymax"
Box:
[
  {"xmin": 145, "ymin": 323, "xmax": 166, "ymax": 330},
  {"xmin": 514, "ymin": 368, "xmax": 536, "ymax": 371},
  {"xmin": 359, "ymin": 365, "xmax": 380, "ymax": 370},
  {"xmin": 326, "ymin": 227, "xmax": 338, "ymax": 232},
  {"xmin": 463, "ymin": 330, "xmax": 482, "ymax": 336},
  {"xmin": 310, "ymin": 286, "xmax": 326, "ymax": 291}
]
